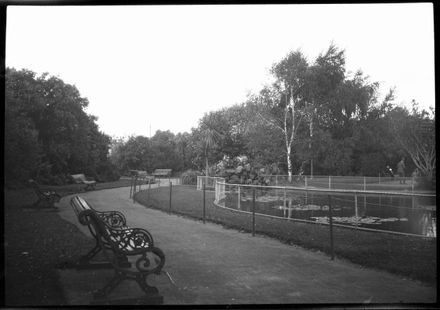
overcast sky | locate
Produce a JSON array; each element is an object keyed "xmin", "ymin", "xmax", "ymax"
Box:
[{"xmin": 6, "ymin": 4, "xmax": 435, "ymax": 138}]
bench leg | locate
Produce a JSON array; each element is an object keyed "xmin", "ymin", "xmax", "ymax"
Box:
[
  {"xmin": 85, "ymin": 184, "xmax": 96, "ymax": 191},
  {"xmin": 33, "ymin": 197, "xmax": 58, "ymax": 209},
  {"xmin": 135, "ymin": 274, "xmax": 159, "ymax": 296},
  {"xmin": 115, "ymin": 254, "xmax": 131, "ymax": 268},
  {"xmin": 77, "ymin": 244, "xmax": 105, "ymax": 267},
  {"xmin": 93, "ymin": 271, "xmax": 124, "ymax": 299}
]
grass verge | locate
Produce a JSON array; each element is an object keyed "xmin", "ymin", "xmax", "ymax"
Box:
[
  {"xmin": 3, "ymin": 179, "xmax": 132, "ymax": 306},
  {"xmin": 135, "ymin": 185, "xmax": 436, "ymax": 286}
]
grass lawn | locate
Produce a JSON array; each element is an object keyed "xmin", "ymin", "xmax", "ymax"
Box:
[
  {"xmin": 3, "ymin": 179, "xmax": 133, "ymax": 306},
  {"xmin": 135, "ymin": 185, "xmax": 436, "ymax": 286}
]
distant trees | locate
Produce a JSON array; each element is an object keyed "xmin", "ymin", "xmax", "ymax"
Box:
[
  {"xmin": 107, "ymin": 44, "xmax": 434, "ymax": 188},
  {"xmin": 6, "ymin": 44, "xmax": 435, "ymax": 190},
  {"xmin": 389, "ymin": 102, "xmax": 436, "ymax": 181},
  {"xmin": 5, "ymin": 68, "xmax": 117, "ymax": 186}
]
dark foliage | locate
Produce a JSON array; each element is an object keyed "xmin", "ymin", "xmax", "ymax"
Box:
[{"xmin": 5, "ymin": 68, "xmax": 115, "ymax": 186}]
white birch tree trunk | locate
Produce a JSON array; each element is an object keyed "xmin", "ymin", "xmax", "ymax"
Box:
[{"xmin": 256, "ymin": 86, "xmax": 305, "ymax": 184}]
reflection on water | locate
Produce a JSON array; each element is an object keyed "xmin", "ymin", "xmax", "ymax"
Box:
[
  {"xmin": 224, "ymin": 190, "xmax": 436, "ymax": 237},
  {"xmin": 420, "ymin": 212, "xmax": 436, "ymax": 237}
]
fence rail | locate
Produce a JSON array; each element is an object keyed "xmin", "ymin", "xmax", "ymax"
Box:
[
  {"xmin": 197, "ymin": 176, "xmax": 225, "ymax": 190},
  {"xmin": 129, "ymin": 175, "xmax": 436, "ymax": 239},
  {"xmin": 259, "ymin": 174, "xmax": 427, "ymax": 192},
  {"xmin": 214, "ymin": 181, "xmax": 436, "ymax": 238}
]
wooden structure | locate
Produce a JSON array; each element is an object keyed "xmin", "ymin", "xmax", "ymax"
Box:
[
  {"xmin": 71, "ymin": 173, "xmax": 96, "ymax": 191},
  {"xmin": 152, "ymin": 169, "xmax": 172, "ymax": 178},
  {"xmin": 28, "ymin": 179, "xmax": 61, "ymax": 209}
]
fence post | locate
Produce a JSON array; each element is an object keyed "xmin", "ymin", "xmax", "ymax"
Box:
[
  {"xmin": 328, "ymin": 195, "xmax": 334, "ymax": 260},
  {"xmin": 203, "ymin": 183, "xmax": 206, "ymax": 224},
  {"xmin": 129, "ymin": 176, "xmax": 133, "ymax": 198},
  {"xmin": 238, "ymin": 185, "xmax": 241, "ymax": 210},
  {"xmin": 133, "ymin": 176, "xmax": 137, "ymax": 203},
  {"xmin": 283, "ymin": 187, "xmax": 287, "ymax": 209},
  {"xmin": 329, "ymin": 176, "xmax": 331, "ymax": 189},
  {"xmin": 169, "ymin": 181, "xmax": 172, "ymax": 215},
  {"xmin": 364, "ymin": 177, "xmax": 366, "ymax": 191},
  {"xmin": 252, "ymin": 188, "xmax": 256, "ymax": 237},
  {"xmin": 355, "ymin": 192, "xmax": 358, "ymax": 228},
  {"xmin": 305, "ymin": 175, "xmax": 308, "ymax": 189},
  {"xmin": 147, "ymin": 180, "xmax": 151, "ymax": 206}
]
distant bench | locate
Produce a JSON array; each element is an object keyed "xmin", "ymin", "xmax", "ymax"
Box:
[
  {"xmin": 152, "ymin": 169, "xmax": 172, "ymax": 178},
  {"xmin": 28, "ymin": 179, "xmax": 61, "ymax": 209},
  {"xmin": 69, "ymin": 196, "xmax": 165, "ymax": 302},
  {"xmin": 129, "ymin": 170, "xmax": 155, "ymax": 182},
  {"xmin": 71, "ymin": 173, "xmax": 96, "ymax": 191}
]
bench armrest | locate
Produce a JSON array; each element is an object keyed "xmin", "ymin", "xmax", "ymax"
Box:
[
  {"xmin": 111, "ymin": 227, "xmax": 165, "ymax": 274},
  {"xmin": 108, "ymin": 227, "xmax": 155, "ymax": 255}
]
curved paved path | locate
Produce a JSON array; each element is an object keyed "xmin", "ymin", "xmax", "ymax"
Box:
[{"xmin": 57, "ymin": 186, "xmax": 436, "ymax": 305}]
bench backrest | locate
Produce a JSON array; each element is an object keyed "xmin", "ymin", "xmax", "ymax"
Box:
[
  {"xmin": 153, "ymin": 169, "xmax": 172, "ymax": 176},
  {"xmin": 71, "ymin": 195, "xmax": 126, "ymax": 226},
  {"xmin": 71, "ymin": 196, "xmax": 121, "ymax": 252},
  {"xmin": 71, "ymin": 195, "xmax": 92, "ymax": 218},
  {"xmin": 71, "ymin": 174, "xmax": 88, "ymax": 183},
  {"xmin": 70, "ymin": 196, "xmax": 154, "ymax": 257}
]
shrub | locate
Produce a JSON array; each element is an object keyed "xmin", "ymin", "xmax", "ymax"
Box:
[
  {"xmin": 94, "ymin": 162, "xmax": 121, "ymax": 182},
  {"xmin": 181, "ymin": 170, "xmax": 203, "ymax": 185}
]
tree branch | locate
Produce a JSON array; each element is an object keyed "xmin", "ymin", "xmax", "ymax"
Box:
[{"xmin": 256, "ymin": 110, "xmax": 285, "ymax": 133}]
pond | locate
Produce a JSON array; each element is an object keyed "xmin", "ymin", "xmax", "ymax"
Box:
[{"xmin": 222, "ymin": 189, "xmax": 436, "ymax": 237}]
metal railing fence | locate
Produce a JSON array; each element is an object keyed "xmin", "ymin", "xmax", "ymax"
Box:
[
  {"xmin": 197, "ymin": 176, "xmax": 226, "ymax": 190},
  {"xmin": 259, "ymin": 174, "xmax": 428, "ymax": 192},
  {"xmin": 128, "ymin": 175, "xmax": 436, "ymax": 271},
  {"xmin": 214, "ymin": 181, "xmax": 436, "ymax": 239}
]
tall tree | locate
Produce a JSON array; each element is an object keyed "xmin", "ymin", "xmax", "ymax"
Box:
[
  {"xmin": 5, "ymin": 67, "xmax": 113, "ymax": 184},
  {"xmin": 254, "ymin": 50, "xmax": 309, "ymax": 181},
  {"xmin": 389, "ymin": 102, "xmax": 435, "ymax": 182},
  {"xmin": 198, "ymin": 115, "xmax": 223, "ymax": 177}
]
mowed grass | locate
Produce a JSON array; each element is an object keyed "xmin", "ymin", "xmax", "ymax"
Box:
[{"xmin": 135, "ymin": 185, "xmax": 436, "ymax": 286}]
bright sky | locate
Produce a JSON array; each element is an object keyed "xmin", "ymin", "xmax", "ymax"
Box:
[{"xmin": 6, "ymin": 4, "xmax": 435, "ymax": 138}]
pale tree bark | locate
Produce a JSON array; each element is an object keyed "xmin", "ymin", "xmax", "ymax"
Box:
[
  {"xmin": 391, "ymin": 117, "xmax": 435, "ymax": 181},
  {"xmin": 256, "ymin": 86, "xmax": 305, "ymax": 182},
  {"xmin": 396, "ymin": 131, "xmax": 435, "ymax": 179}
]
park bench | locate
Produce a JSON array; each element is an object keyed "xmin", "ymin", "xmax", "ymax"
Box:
[
  {"xmin": 70, "ymin": 196, "xmax": 165, "ymax": 301},
  {"xmin": 71, "ymin": 173, "xmax": 96, "ymax": 191},
  {"xmin": 152, "ymin": 169, "xmax": 172, "ymax": 178},
  {"xmin": 28, "ymin": 179, "xmax": 61, "ymax": 209},
  {"xmin": 129, "ymin": 170, "xmax": 155, "ymax": 183}
]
